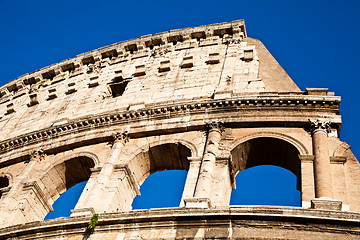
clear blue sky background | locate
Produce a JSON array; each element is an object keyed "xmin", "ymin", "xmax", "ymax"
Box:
[{"xmin": 0, "ymin": 1, "xmax": 359, "ymax": 219}]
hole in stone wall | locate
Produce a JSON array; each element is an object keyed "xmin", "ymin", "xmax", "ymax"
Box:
[
  {"xmin": 0, "ymin": 177, "xmax": 9, "ymax": 188},
  {"xmin": 42, "ymin": 70, "xmax": 56, "ymax": 80},
  {"xmin": 214, "ymin": 27, "xmax": 233, "ymax": 38},
  {"xmin": 23, "ymin": 77, "xmax": 37, "ymax": 86},
  {"xmin": 125, "ymin": 44, "xmax": 138, "ymax": 54},
  {"xmin": 61, "ymin": 63, "xmax": 75, "ymax": 72},
  {"xmin": 230, "ymin": 165, "xmax": 301, "ymax": 206},
  {"xmin": 101, "ymin": 49, "xmax": 118, "ymax": 59},
  {"xmin": 7, "ymin": 84, "xmax": 19, "ymax": 93},
  {"xmin": 190, "ymin": 31, "xmax": 206, "ymax": 41},
  {"xmin": 0, "ymin": 176, "xmax": 10, "ymax": 199},
  {"xmin": 145, "ymin": 38, "xmax": 163, "ymax": 49},
  {"xmin": 167, "ymin": 35, "xmax": 183, "ymax": 45},
  {"xmin": 82, "ymin": 56, "xmax": 95, "ymax": 65},
  {"xmin": 132, "ymin": 170, "xmax": 187, "ymax": 209},
  {"xmin": 109, "ymin": 79, "xmax": 129, "ymax": 97}
]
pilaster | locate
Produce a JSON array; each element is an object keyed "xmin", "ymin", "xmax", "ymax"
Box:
[
  {"xmin": 210, "ymin": 155, "xmax": 233, "ymax": 206},
  {"xmin": 72, "ymin": 131, "xmax": 129, "ymax": 215},
  {"xmin": 101, "ymin": 164, "xmax": 140, "ymax": 212},
  {"xmin": 185, "ymin": 122, "xmax": 224, "ymax": 208},
  {"xmin": 180, "ymin": 157, "xmax": 201, "ymax": 207},
  {"xmin": 0, "ymin": 150, "xmax": 47, "ymax": 226}
]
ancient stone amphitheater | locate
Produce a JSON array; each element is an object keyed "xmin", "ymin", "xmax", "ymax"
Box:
[{"xmin": 0, "ymin": 20, "xmax": 359, "ymax": 239}]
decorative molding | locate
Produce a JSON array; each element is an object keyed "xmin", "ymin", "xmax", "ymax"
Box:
[
  {"xmin": 0, "ymin": 186, "xmax": 12, "ymax": 197},
  {"xmin": 90, "ymin": 167, "xmax": 102, "ymax": 173},
  {"xmin": 23, "ymin": 181, "xmax": 53, "ymax": 212},
  {"xmin": 0, "ymin": 96, "xmax": 340, "ymax": 154},
  {"xmin": 187, "ymin": 156, "xmax": 202, "ymax": 162},
  {"xmin": 330, "ymin": 156, "xmax": 347, "ymax": 164},
  {"xmin": 299, "ymin": 155, "xmax": 315, "ymax": 163}
]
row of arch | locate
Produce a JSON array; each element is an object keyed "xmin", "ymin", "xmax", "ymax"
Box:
[
  {"xmin": 46, "ymin": 136, "xmax": 301, "ymax": 219},
  {"xmin": 0, "ymin": 134, "xmax": 305, "ymax": 221}
]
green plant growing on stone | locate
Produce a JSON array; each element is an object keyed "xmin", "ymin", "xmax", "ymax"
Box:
[{"xmin": 87, "ymin": 214, "xmax": 98, "ymax": 229}]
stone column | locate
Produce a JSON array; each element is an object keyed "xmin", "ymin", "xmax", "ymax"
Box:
[
  {"xmin": 185, "ymin": 122, "xmax": 224, "ymax": 208},
  {"xmin": 72, "ymin": 131, "xmax": 128, "ymax": 215},
  {"xmin": 309, "ymin": 119, "xmax": 333, "ymax": 198},
  {"xmin": 309, "ymin": 119, "xmax": 342, "ymax": 210}
]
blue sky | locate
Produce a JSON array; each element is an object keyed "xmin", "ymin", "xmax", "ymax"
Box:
[{"xmin": 0, "ymin": 1, "xmax": 359, "ymax": 219}]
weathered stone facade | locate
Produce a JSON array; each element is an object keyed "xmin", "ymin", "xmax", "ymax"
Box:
[{"xmin": 0, "ymin": 20, "xmax": 359, "ymax": 239}]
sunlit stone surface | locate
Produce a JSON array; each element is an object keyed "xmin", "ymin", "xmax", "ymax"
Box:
[{"xmin": 0, "ymin": 20, "xmax": 359, "ymax": 239}]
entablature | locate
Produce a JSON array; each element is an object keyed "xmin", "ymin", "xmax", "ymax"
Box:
[{"xmin": 0, "ymin": 94, "xmax": 341, "ymax": 158}]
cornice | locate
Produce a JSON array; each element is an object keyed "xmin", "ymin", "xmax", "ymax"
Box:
[{"xmin": 0, "ymin": 95, "xmax": 340, "ymax": 154}]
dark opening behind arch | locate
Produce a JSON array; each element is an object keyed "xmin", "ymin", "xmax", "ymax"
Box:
[
  {"xmin": 0, "ymin": 176, "xmax": 10, "ymax": 199},
  {"xmin": 131, "ymin": 142, "xmax": 191, "ymax": 209},
  {"xmin": 0, "ymin": 176, "xmax": 9, "ymax": 188},
  {"xmin": 147, "ymin": 143, "xmax": 191, "ymax": 174},
  {"xmin": 63, "ymin": 156, "xmax": 95, "ymax": 191},
  {"xmin": 40, "ymin": 156, "xmax": 95, "ymax": 204},
  {"xmin": 43, "ymin": 156, "xmax": 95, "ymax": 219},
  {"xmin": 231, "ymin": 137, "xmax": 301, "ymax": 190},
  {"xmin": 131, "ymin": 142, "xmax": 192, "ymax": 186}
]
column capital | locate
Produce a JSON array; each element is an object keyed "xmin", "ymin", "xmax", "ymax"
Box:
[
  {"xmin": 29, "ymin": 150, "xmax": 45, "ymax": 162},
  {"xmin": 112, "ymin": 131, "xmax": 129, "ymax": 144},
  {"xmin": 206, "ymin": 121, "xmax": 225, "ymax": 133},
  {"xmin": 308, "ymin": 118, "xmax": 331, "ymax": 134}
]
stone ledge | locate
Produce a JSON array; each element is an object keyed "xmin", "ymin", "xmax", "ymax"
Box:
[
  {"xmin": 70, "ymin": 207, "xmax": 95, "ymax": 217},
  {"xmin": 184, "ymin": 197, "xmax": 211, "ymax": 208},
  {"xmin": 0, "ymin": 206, "xmax": 359, "ymax": 239}
]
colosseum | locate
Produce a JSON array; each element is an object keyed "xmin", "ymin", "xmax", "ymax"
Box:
[{"xmin": 0, "ymin": 20, "xmax": 359, "ymax": 239}]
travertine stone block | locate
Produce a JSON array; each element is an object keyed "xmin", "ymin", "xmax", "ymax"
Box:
[{"xmin": 311, "ymin": 198, "xmax": 342, "ymax": 210}]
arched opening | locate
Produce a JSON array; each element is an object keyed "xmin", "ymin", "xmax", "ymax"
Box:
[
  {"xmin": 132, "ymin": 170, "xmax": 187, "ymax": 209},
  {"xmin": 230, "ymin": 165, "xmax": 300, "ymax": 206},
  {"xmin": 0, "ymin": 176, "xmax": 10, "ymax": 199},
  {"xmin": 44, "ymin": 181, "xmax": 87, "ymax": 219},
  {"xmin": 42, "ymin": 156, "xmax": 94, "ymax": 219},
  {"xmin": 130, "ymin": 143, "xmax": 191, "ymax": 209},
  {"xmin": 230, "ymin": 137, "xmax": 301, "ymax": 206}
]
